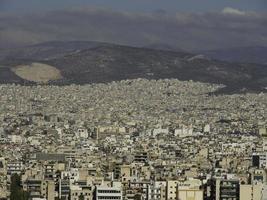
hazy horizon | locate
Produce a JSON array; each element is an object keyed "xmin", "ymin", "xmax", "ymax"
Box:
[{"xmin": 0, "ymin": 0, "xmax": 267, "ymax": 51}]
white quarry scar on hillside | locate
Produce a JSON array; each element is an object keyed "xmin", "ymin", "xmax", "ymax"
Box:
[{"xmin": 11, "ymin": 62, "xmax": 63, "ymax": 83}]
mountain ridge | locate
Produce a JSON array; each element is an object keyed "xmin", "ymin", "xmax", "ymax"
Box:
[
  {"xmin": 0, "ymin": 41, "xmax": 266, "ymax": 94},
  {"xmin": 199, "ymin": 46, "xmax": 267, "ymax": 65}
]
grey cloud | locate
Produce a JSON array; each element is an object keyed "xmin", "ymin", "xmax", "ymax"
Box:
[
  {"xmin": 0, "ymin": 0, "xmax": 7, "ymax": 11},
  {"xmin": 0, "ymin": 7, "xmax": 267, "ymax": 50},
  {"xmin": 222, "ymin": 7, "xmax": 246, "ymax": 15}
]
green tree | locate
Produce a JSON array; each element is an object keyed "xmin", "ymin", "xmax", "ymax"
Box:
[
  {"xmin": 10, "ymin": 174, "xmax": 29, "ymax": 200},
  {"xmin": 79, "ymin": 193, "xmax": 85, "ymax": 200},
  {"xmin": 133, "ymin": 194, "xmax": 142, "ymax": 200}
]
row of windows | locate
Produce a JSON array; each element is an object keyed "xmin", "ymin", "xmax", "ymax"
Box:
[
  {"xmin": 72, "ymin": 192, "xmax": 90, "ymax": 196},
  {"xmin": 98, "ymin": 196, "xmax": 121, "ymax": 199},
  {"xmin": 73, "ymin": 198, "xmax": 90, "ymax": 200},
  {"xmin": 98, "ymin": 190, "xmax": 121, "ymax": 193}
]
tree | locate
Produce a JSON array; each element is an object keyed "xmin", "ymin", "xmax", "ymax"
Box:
[
  {"xmin": 79, "ymin": 193, "xmax": 85, "ymax": 200},
  {"xmin": 133, "ymin": 194, "xmax": 142, "ymax": 200},
  {"xmin": 10, "ymin": 174, "xmax": 29, "ymax": 200}
]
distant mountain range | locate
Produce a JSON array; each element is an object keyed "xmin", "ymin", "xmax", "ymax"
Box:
[
  {"xmin": 200, "ymin": 46, "xmax": 267, "ymax": 65},
  {"xmin": 143, "ymin": 44, "xmax": 267, "ymax": 65},
  {"xmin": 0, "ymin": 41, "xmax": 111, "ymax": 61},
  {"xmin": 0, "ymin": 41, "xmax": 266, "ymax": 94}
]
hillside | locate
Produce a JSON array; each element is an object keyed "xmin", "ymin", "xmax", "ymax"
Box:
[
  {"xmin": 200, "ymin": 46, "xmax": 267, "ymax": 65},
  {"xmin": 0, "ymin": 41, "xmax": 266, "ymax": 94}
]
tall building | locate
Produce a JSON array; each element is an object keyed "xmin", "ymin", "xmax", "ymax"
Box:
[
  {"xmin": 148, "ymin": 181, "xmax": 166, "ymax": 200},
  {"xmin": 210, "ymin": 178, "xmax": 240, "ymax": 200},
  {"xmin": 59, "ymin": 179, "xmax": 71, "ymax": 200},
  {"xmin": 23, "ymin": 179, "xmax": 55, "ymax": 200}
]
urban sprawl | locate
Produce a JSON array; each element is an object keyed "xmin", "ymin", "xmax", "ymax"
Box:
[{"xmin": 0, "ymin": 79, "xmax": 266, "ymax": 200}]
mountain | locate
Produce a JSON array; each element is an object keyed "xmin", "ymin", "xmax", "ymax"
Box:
[
  {"xmin": 0, "ymin": 41, "xmax": 266, "ymax": 94},
  {"xmin": 0, "ymin": 41, "xmax": 112, "ymax": 61},
  {"xmin": 200, "ymin": 46, "xmax": 267, "ymax": 65},
  {"xmin": 143, "ymin": 44, "xmax": 186, "ymax": 53}
]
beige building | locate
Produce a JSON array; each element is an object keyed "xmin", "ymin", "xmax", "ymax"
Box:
[
  {"xmin": 177, "ymin": 189, "xmax": 203, "ymax": 200},
  {"xmin": 148, "ymin": 181, "xmax": 166, "ymax": 200},
  {"xmin": 167, "ymin": 180, "xmax": 178, "ymax": 200},
  {"xmin": 70, "ymin": 185, "xmax": 93, "ymax": 200},
  {"xmin": 240, "ymin": 184, "xmax": 263, "ymax": 200},
  {"xmin": 121, "ymin": 165, "xmax": 131, "ymax": 178},
  {"xmin": 167, "ymin": 180, "xmax": 203, "ymax": 200},
  {"xmin": 47, "ymin": 180, "xmax": 56, "ymax": 200}
]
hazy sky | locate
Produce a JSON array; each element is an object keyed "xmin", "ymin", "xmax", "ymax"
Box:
[
  {"xmin": 0, "ymin": 0, "xmax": 266, "ymax": 50},
  {"xmin": 1, "ymin": 0, "xmax": 267, "ymax": 13}
]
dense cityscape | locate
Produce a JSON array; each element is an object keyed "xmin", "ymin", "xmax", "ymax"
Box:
[{"xmin": 0, "ymin": 79, "xmax": 266, "ymax": 200}]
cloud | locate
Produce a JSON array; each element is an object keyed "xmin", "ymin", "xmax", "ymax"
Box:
[
  {"xmin": 0, "ymin": 0, "xmax": 7, "ymax": 11},
  {"xmin": 0, "ymin": 7, "xmax": 266, "ymax": 50},
  {"xmin": 222, "ymin": 7, "xmax": 246, "ymax": 15}
]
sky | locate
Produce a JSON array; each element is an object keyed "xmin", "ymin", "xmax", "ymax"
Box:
[
  {"xmin": 0, "ymin": 0, "xmax": 267, "ymax": 13},
  {"xmin": 0, "ymin": 0, "xmax": 266, "ymax": 50}
]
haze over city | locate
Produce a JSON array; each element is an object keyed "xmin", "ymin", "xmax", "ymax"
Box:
[
  {"xmin": 0, "ymin": 0, "xmax": 267, "ymax": 50},
  {"xmin": 0, "ymin": 1, "xmax": 267, "ymax": 200}
]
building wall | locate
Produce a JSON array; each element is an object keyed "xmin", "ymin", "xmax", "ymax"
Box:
[
  {"xmin": 47, "ymin": 180, "xmax": 55, "ymax": 200},
  {"xmin": 167, "ymin": 181, "xmax": 178, "ymax": 200},
  {"xmin": 240, "ymin": 184, "xmax": 263, "ymax": 200},
  {"xmin": 95, "ymin": 186, "xmax": 122, "ymax": 200},
  {"xmin": 71, "ymin": 189, "xmax": 92, "ymax": 200},
  {"xmin": 177, "ymin": 190, "xmax": 203, "ymax": 200},
  {"xmin": 240, "ymin": 185, "xmax": 252, "ymax": 200}
]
